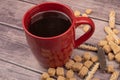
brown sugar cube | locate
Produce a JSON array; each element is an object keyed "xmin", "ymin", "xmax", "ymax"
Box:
[
  {"xmin": 78, "ymin": 66, "xmax": 89, "ymax": 78},
  {"xmin": 72, "ymin": 62, "xmax": 83, "ymax": 72},
  {"xmin": 56, "ymin": 67, "xmax": 64, "ymax": 76},
  {"xmin": 83, "ymin": 25, "xmax": 90, "ymax": 32},
  {"xmin": 41, "ymin": 72, "xmax": 50, "ymax": 80},
  {"xmin": 57, "ymin": 76, "xmax": 65, "ymax": 80},
  {"xmin": 113, "ymin": 29, "xmax": 120, "ymax": 34},
  {"xmin": 98, "ymin": 40, "xmax": 107, "ymax": 47},
  {"xmin": 84, "ymin": 60, "xmax": 93, "ymax": 69},
  {"xmin": 82, "ymin": 13, "xmax": 88, "ymax": 17},
  {"xmin": 48, "ymin": 68, "xmax": 55, "ymax": 76},
  {"xmin": 66, "ymin": 70, "xmax": 74, "ymax": 78},
  {"xmin": 46, "ymin": 78, "xmax": 55, "ymax": 80},
  {"xmin": 107, "ymin": 65, "xmax": 115, "ymax": 73},
  {"xmin": 108, "ymin": 52, "xmax": 114, "ymax": 61},
  {"xmin": 69, "ymin": 78, "xmax": 76, "ymax": 80},
  {"xmin": 103, "ymin": 44, "xmax": 111, "ymax": 54},
  {"xmin": 74, "ymin": 10, "xmax": 81, "ymax": 17},
  {"xmin": 73, "ymin": 55, "xmax": 82, "ymax": 62},
  {"xmin": 92, "ymin": 78, "xmax": 100, "ymax": 80},
  {"xmin": 65, "ymin": 59, "xmax": 75, "ymax": 69},
  {"xmin": 83, "ymin": 52, "xmax": 91, "ymax": 61},
  {"xmin": 91, "ymin": 55, "xmax": 98, "ymax": 62},
  {"xmin": 85, "ymin": 9, "xmax": 92, "ymax": 14},
  {"xmin": 115, "ymin": 53, "xmax": 120, "ymax": 62}
]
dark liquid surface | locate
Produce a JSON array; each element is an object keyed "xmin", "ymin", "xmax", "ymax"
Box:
[{"xmin": 28, "ymin": 11, "xmax": 71, "ymax": 37}]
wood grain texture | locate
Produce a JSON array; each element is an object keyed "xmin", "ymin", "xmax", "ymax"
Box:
[
  {"xmin": 0, "ymin": 60, "xmax": 40, "ymax": 80},
  {"xmin": 0, "ymin": 0, "xmax": 34, "ymax": 27},
  {"xmin": 0, "ymin": 18, "xmax": 120, "ymax": 79},
  {"xmin": 0, "ymin": 0, "xmax": 120, "ymax": 79},
  {"xmin": 0, "ymin": 23, "xmax": 47, "ymax": 73},
  {"xmin": 40, "ymin": 0, "xmax": 120, "ymax": 24},
  {"xmin": 0, "ymin": 0, "xmax": 120, "ymax": 28}
]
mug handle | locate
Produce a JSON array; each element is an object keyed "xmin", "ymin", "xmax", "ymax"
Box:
[{"xmin": 74, "ymin": 17, "xmax": 95, "ymax": 48}]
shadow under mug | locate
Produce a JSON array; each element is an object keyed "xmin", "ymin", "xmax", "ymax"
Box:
[{"xmin": 22, "ymin": 2, "xmax": 95, "ymax": 68}]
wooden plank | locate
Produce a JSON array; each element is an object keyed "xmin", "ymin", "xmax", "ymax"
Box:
[
  {"xmin": 46, "ymin": 0, "xmax": 120, "ymax": 24},
  {"xmin": 0, "ymin": 17, "xmax": 120, "ymax": 80},
  {"xmin": 0, "ymin": 0, "xmax": 120, "ymax": 28},
  {"xmin": 0, "ymin": 0, "xmax": 34, "ymax": 27},
  {"xmin": 0, "ymin": 0, "xmax": 120, "ymax": 79},
  {"xmin": 0, "ymin": 60, "xmax": 40, "ymax": 80},
  {"xmin": 0, "ymin": 23, "xmax": 47, "ymax": 72}
]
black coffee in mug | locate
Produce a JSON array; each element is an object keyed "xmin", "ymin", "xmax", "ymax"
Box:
[{"xmin": 28, "ymin": 10, "xmax": 71, "ymax": 37}]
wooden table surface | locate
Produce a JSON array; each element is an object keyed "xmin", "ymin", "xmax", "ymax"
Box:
[{"xmin": 0, "ymin": 0, "xmax": 120, "ymax": 80}]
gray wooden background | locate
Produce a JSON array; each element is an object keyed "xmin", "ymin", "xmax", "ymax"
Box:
[{"xmin": 0, "ymin": 0, "xmax": 120, "ymax": 80}]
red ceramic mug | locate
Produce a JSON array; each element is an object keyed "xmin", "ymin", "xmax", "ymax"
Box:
[{"xmin": 22, "ymin": 2, "xmax": 95, "ymax": 68}]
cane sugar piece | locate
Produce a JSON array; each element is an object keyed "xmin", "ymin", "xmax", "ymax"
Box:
[
  {"xmin": 73, "ymin": 55, "xmax": 82, "ymax": 62},
  {"xmin": 72, "ymin": 62, "xmax": 83, "ymax": 72},
  {"xmin": 107, "ymin": 65, "xmax": 115, "ymax": 73},
  {"xmin": 41, "ymin": 72, "xmax": 50, "ymax": 80},
  {"xmin": 66, "ymin": 70, "xmax": 74, "ymax": 78},
  {"xmin": 85, "ymin": 9, "xmax": 92, "ymax": 14},
  {"xmin": 84, "ymin": 60, "xmax": 93, "ymax": 69},
  {"xmin": 74, "ymin": 10, "xmax": 81, "ymax": 17},
  {"xmin": 91, "ymin": 55, "xmax": 98, "ymax": 63},
  {"xmin": 56, "ymin": 67, "xmax": 64, "ymax": 76},
  {"xmin": 108, "ymin": 52, "xmax": 114, "ymax": 61},
  {"xmin": 46, "ymin": 78, "xmax": 55, "ymax": 80},
  {"xmin": 82, "ymin": 13, "xmax": 88, "ymax": 17},
  {"xmin": 65, "ymin": 59, "xmax": 75, "ymax": 69},
  {"xmin": 83, "ymin": 52, "xmax": 91, "ymax": 61},
  {"xmin": 103, "ymin": 44, "xmax": 111, "ymax": 53},
  {"xmin": 57, "ymin": 76, "xmax": 65, "ymax": 80},
  {"xmin": 78, "ymin": 66, "xmax": 89, "ymax": 78},
  {"xmin": 48, "ymin": 68, "xmax": 56, "ymax": 76},
  {"xmin": 83, "ymin": 25, "xmax": 90, "ymax": 32},
  {"xmin": 98, "ymin": 40, "xmax": 108, "ymax": 47}
]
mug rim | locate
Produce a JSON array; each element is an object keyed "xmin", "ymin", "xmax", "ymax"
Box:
[{"xmin": 22, "ymin": 2, "xmax": 75, "ymax": 40}]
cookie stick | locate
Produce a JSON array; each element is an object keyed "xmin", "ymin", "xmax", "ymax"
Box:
[
  {"xmin": 110, "ymin": 71, "xmax": 119, "ymax": 80},
  {"xmin": 85, "ymin": 63, "xmax": 100, "ymax": 80}
]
